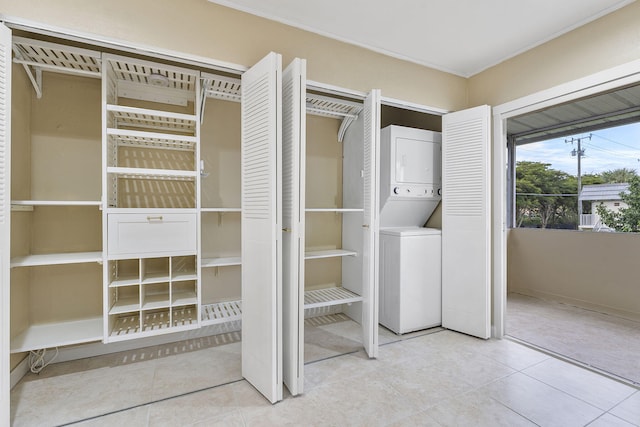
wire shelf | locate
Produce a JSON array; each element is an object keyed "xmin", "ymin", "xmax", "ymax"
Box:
[
  {"xmin": 304, "ymin": 287, "xmax": 363, "ymax": 309},
  {"xmin": 12, "ymin": 36, "xmax": 101, "ymax": 77},
  {"xmin": 201, "ymin": 300, "xmax": 242, "ymax": 326},
  {"xmin": 107, "ymin": 105, "xmax": 197, "ymax": 134},
  {"xmin": 107, "ymin": 129, "xmax": 197, "ymax": 151},
  {"xmin": 106, "ymin": 55, "xmax": 198, "ymax": 92}
]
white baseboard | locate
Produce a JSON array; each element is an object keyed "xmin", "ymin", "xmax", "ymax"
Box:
[
  {"xmin": 10, "ymin": 357, "xmax": 29, "ymax": 390},
  {"xmin": 509, "ymin": 289, "xmax": 640, "ymax": 322}
]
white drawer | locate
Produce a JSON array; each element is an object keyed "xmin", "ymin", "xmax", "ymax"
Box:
[{"xmin": 108, "ymin": 213, "xmax": 196, "ymax": 258}]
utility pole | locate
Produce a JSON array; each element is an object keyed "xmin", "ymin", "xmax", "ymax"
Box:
[{"xmin": 566, "ymin": 134, "xmax": 591, "ymax": 218}]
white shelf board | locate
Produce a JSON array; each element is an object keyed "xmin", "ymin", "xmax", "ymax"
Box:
[
  {"xmin": 107, "ymin": 128, "xmax": 197, "ymax": 151},
  {"xmin": 10, "ymin": 251, "xmax": 103, "ymax": 268},
  {"xmin": 305, "ymin": 249, "xmax": 357, "ymax": 260},
  {"xmin": 304, "ymin": 287, "xmax": 363, "ymax": 310},
  {"xmin": 109, "ymin": 275, "xmax": 139, "ymax": 288},
  {"xmin": 141, "ymin": 273, "xmax": 170, "ymax": 285},
  {"xmin": 11, "ymin": 200, "xmax": 102, "ymax": 206},
  {"xmin": 109, "ymin": 298, "xmax": 140, "ymax": 315},
  {"xmin": 172, "ymin": 271, "xmax": 198, "ymax": 282},
  {"xmin": 109, "ymin": 309, "xmax": 191, "ymax": 339},
  {"xmin": 172, "ymin": 291, "xmax": 198, "ymax": 307},
  {"xmin": 201, "ymin": 300, "xmax": 242, "ymax": 326},
  {"xmin": 305, "ymin": 208, "xmax": 364, "ymax": 213},
  {"xmin": 106, "ymin": 104, "xmax": 197, "ymax": 134},
  {"xmin": 142, "ymin": 294, "xmax": 171, "ymax": 310},
  {"xmin": 109, "ymin": 314, "xmax": 141, "ymax": 337},
  {"xmin": 108, "ymin": 166, "xmax": 198, "ymax": 180},
  {"xmin": 201, "ymin": 256, "xmax": 241, "ymax": 268},
  {"xmin": 10, "ymin": 317, "xmax": 103, "ymax": 353},
  {"xmin": 201, "ymin": 208, "xmax": 241, "ymax": 212}
]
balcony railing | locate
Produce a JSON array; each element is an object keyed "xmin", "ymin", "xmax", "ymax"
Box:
[{"xmin": 580, "ymin": 214, "xmax": 595, "ymax": 226}]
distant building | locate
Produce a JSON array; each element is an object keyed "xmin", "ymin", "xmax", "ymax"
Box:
[{"xmin": 578, "ymin": 183, "xmax": 629, "ymax": 231}]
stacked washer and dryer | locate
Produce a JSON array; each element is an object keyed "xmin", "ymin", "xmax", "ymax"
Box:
[{"xmin": 378, "ymin": 125, "xmax": 442, "ymax": 334}]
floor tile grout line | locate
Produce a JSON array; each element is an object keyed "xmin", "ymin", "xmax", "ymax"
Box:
[
  {"xmin": 506, "ymin": 335, "xmax": 640, "ymax": 389},
  {"xmin": 517, "ymin": 369, "xmax": 613, "ymax": 416},
  {"xmin": 56, "ymin": 377, "xmax": 246, "ymax": 426}
]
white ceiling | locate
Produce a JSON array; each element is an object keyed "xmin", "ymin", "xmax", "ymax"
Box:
[{"xmin": 208, "ymin": 0, "xmax": 635, "ymax": 77}]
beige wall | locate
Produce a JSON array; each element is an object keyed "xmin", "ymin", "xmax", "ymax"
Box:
[
  {"xmin": 0, "ymin": 0, "xmax": 467, "ymax": 111},
  {"xmin": 468, "ymin": 1, "xmax": 640, "ymax": 106},
  {"xmin": 508, "ymin": 228, "xmax": 640, "ymax": 320},
  {"xmin": 10, "ymin": 70, "xmax": 102, "ymax": 370}
]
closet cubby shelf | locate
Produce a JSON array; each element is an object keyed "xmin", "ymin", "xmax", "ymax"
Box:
[
  {"xmin": 108, "ymin": 309, "xmax": 199, "ymax": 341},
  {"xmin": 305, "ymin": 208, "xmax": 363, "ymax": 213},
  {"xmin": 172, "ymin": 271, "xmax": 198, "ymax": 281},
  {"xmin": 109, "ymin": 298, "xmax": 140, "ymax": 315},
  {"xmin": 107, "ymin": 128, "xmax": 197, "ymax": 151},
  {"xmin": 304, "ymin": 287, "xmax": 363, "ymax": 310},
  {"xmin": 173, "ymin": 291, "xmax": 198, "ymax": 306},
  {"xmin": 201, "ymin": 300, "xmax": 242, "ymax": 326},
  {"xmin": 107, "ymin": 166, "xmax": 198, "ymax": 180},
  {"xmin": 10, "ymin": 317, "xmax": 103, "ymax": 354},
  {"xmin": 305, "ymin": 249, "xmax": 357, "ymax": 260},
  {"xmin": 142, "ymin": 295, "xmax": 170, "ymax": 311},
  {"xmin": 109, "ymin": 275, "xmax": 139, "ymax": 288},
  {"xmin": 140, "ymin": 273, "xmax": 170, "ymax": 285},
  {"xmin": 10, "ymin": 251, "xmax": 103, "ymax": 268},
  {"xmin": 201, "ymin": 256, "xmax": 241, "ymax": 268},
  {"xmin": 106, "ymin": 105, "xmax": 197, "ymax": 134}
]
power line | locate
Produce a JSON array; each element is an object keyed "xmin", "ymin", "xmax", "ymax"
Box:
[{"xmin": 592, "ymin": 132, "xmax": 640, "ymax": 151}]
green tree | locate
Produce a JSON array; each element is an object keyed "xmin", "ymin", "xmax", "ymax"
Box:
[
  {"xmin": 515, "ymin": 161, "xmax": 576, "ymax": 228},
  {"xmin": 600, "ymin": 168, "xmax": 637, "ymax": 183},
  {"xmin": 596, "ymin": 175, "xmax": 640, "ymax": 232}
]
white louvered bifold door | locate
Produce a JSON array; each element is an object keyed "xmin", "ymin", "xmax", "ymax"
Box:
[
  {"xmin": 241, "ymin": 52, "xmax": 283, "ymax": 404},
  {"xmin": 441, "ymin": 105, "xmax": 491, "ymax": 339},
  {"xmin": 0, "ymin": 23, "xmax": 11, "ymax": 426},
  {"xmin": 281, "ymin": 58, "xmax": 305, "ymax": 396},
  {"xmin": 362, "ymin": 90, "xmax": 381, "ymax": 358}
]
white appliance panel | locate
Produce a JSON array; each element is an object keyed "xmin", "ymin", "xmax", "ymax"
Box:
[
  {"xmin": 395, "ymin": 137, "xmax": 439, "ymax": 184},
  {"xmin": 379, "ymin": 227, "xmax": 441, "ymax": 334},
  {"xmin": 379, "ymin": 125, "xmax": 442, "ymax": 227}
]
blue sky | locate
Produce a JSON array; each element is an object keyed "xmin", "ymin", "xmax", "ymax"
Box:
[{"xmin": 516, "ymin": 122, "xmax": 640, "ymax": 176}]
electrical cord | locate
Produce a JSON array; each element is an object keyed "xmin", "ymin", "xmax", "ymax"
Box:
[{"xmin": 28, "ymin": 347, "xmax": 59, "ymax": 374}]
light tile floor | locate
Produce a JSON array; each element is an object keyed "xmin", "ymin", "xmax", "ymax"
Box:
[
  {"xmin": 507, "ymin": 292, "xmax": 640, "ymax": 386},
  {"xmin": 11, "ymin": 315, "xmax": 640, "ymax": 426}
]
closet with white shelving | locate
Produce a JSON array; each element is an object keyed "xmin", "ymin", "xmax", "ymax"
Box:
[
  {"xmin": 9, "ymin": 36, "xmax": 104, "ymax": 356},
  {"xmin": 199, "ymin": 72, "xmax": 243, "ymax": 328},
  {"xmin": 0, "ymin": 25, "xmax": 286, "ymax": 404},
  {"xmin": 281, "ymin": 59, "xmax": 380, "ymax": 395},
  {"xmin": 0, "ymin": 23, "xmax": 494, "ymax": 423},
  {"xmin": 102, "ymin": 53, "xmax": 201, "ymax": 341}
]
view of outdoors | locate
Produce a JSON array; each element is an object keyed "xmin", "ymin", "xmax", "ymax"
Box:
[{"xmin": 515, "ymin": 122, "xmax": 640, "ymax": 231}]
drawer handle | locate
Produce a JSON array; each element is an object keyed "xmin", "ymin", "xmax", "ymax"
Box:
[{"xmin": 147, "ymin": 215, "xmax": 164, "ymax": 222}]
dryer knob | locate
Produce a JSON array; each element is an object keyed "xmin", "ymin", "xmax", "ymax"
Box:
[
  {"xmin": 393, "ymin": 187, "xmax": 400, "ymax": 194},
  {"xmin": 437, "ymin": 188, "xmax": 442, "ymax": 196}
]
